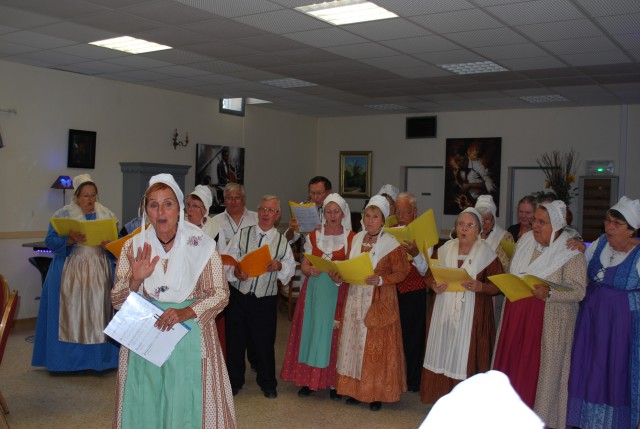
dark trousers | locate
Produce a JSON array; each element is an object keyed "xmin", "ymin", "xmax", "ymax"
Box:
[
  {"xmin": 225, "ymin": 287, "xmax": 278, "ymax": 391},
  {"xmin": 397, "ymin": 287, "xmax": 427, "ymax": 390}
]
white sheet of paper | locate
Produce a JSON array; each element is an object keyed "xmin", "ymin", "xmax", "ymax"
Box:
[
  {"xmin": 104, "ymin": 292, "xmax": 190, "ymax": 367},
  {"xmin": 291, "ymin": 204, "xmax": 320, "ymax": 233}
]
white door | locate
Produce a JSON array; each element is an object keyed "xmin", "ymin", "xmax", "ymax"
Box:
[{"xmin": 405, "ymin": 166, "xmax": 446, "ymax": 234}]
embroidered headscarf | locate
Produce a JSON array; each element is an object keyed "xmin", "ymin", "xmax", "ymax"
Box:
[{"xmin": 133, "ymin": 174, "xmax": 216, "ymax": 303}]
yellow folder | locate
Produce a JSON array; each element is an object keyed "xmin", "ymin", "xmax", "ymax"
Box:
[
  {"xmin": 500, "ymin": 240, "xmax": 516, "ymax": 259},
  {"xmin": 304, "ymin": 252, "xmax": 374, "ymax": 285},
  {"xmin": 429, "ymin": 265, "xmax": 472, "ymax": 292},
  {"xmin": 50, "ymin": 217, "xmax": 118, "ymax": 247}
]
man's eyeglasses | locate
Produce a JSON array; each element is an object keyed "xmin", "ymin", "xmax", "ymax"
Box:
[{"xmin": 258, "ymin": 207, "xmax": 279, "ymax": 214}]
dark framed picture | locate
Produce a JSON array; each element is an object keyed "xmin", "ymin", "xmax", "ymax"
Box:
[
  {"xmin": 339, "ymin": 151, "xmax": 372, "ymax": 198},
  {"xmin": 67, "ymin": 129, "xmax": 96, "ymax": 169},
  {"xmin": 444, "ymin": 137, "xmax": 502, "ymax": 215},
  {"xmin": 195, "ymin": 143, "xmax": 245, "ymax": 214}
]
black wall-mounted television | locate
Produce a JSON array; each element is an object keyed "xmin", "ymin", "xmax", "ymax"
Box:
[{"xmin": 406, "ymin": 116, "xmax": 437, "ymax": 139}]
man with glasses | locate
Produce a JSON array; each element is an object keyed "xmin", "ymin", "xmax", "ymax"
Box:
[
  {"xmin": 224, "ymin": 195, "xmax": 296, "ymax": 400},
  {"xmin": 391, "ymin": 192, "xmax": 432, "ymax": 392},
  {"xmin": 285, "ymin": 176, "xmax": 332, "ymax": 243},
  {"xmin": 210, "ymin": 183, "xmax": 258, "ymax": 253}
]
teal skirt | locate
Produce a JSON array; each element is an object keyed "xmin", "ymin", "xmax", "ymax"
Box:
[{"xmin": 122, "ymin": 300, "xmax": 203, "ymax": 429}]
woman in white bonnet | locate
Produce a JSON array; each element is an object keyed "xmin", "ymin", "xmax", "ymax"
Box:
[
  {"xmin": 568, "ymin": 196, "xmax": 640, "ymax": 429},
  {"xmin": 281, "ymin": 193, "xmax": 356, "ymax": 400},
  {"xmin": 32, "ymin": 173, "xmax": 120, "ymax": 372},
  {"xmin": 111, "ymin": 174, "xmax": 235, "ymax": 429},
  {"xmin": 335, "ymin": 195, "xmax": 410, "ymax": 411},
  {"xmin": 493, "ymin": 200, "xmax": 586, "ymax": 429}
]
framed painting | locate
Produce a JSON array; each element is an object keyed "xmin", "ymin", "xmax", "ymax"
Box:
[
  {"xmin": 67, "ymin": 129, "xmax": 96, "ymax": 169},
  {"xmin": 444, "ymin": 137, "xmax": 502, "ymax": 215},
  {"xmin": 339, "ymin": 151, "xmax": 372, "ymax": 198},
  {"xmin": 195, "ymin": 143, "xmax": 245, "ymax": 214}
]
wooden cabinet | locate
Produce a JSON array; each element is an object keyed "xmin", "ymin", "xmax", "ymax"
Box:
[{"xmin": 577, "ymin": 176, "xmax": 618, "ymax": 242}]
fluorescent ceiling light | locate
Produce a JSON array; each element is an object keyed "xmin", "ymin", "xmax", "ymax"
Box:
[
  {"xmin": 246, "ymin": 98, "xmax": 272, "ymax": 105},
  {"xmin": 260, "ymin": 78, "xmax": 317, "ymax": 88},
  {"xmin": 438, "ymin": 61, "xmax": 508, "ymax": 75},
  {"xmin": 520, "ymin": 95, "xmax": 569, "ymax": 103},
  {"xmin": 296, "ymin": 0, "xmax": 398, "ymax": 25},
  {"xmin": 90, "ymin": 36, "xmax": 172, "ymax": 54},
  {"xmin": 364, "ymin": 103, "xmax": 407, "ymax": 111}
]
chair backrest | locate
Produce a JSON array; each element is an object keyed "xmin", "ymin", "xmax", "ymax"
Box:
[
  {"xmin": 0, "ymin": 275, "xmax": 9, "ymax": 313},
  {"xmin": 0, "ymin": 291, "xmax": 18, "ymax": 367}
]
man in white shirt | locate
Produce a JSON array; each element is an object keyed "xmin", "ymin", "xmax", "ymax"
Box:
[
  {"xmin": 225, "ymin": 195, "xmax": 295, "ymax": 399},
  {"xmin": 210, "ymin": 183, "xmax": 258, "ymax": 253}
]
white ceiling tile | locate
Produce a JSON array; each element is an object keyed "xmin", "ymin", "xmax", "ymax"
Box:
[
  {"xmin": 360, "ymin": 55, "xmax": 428, "ymax": 69},
  {"xmin": 0, "ymin": 31, "xmax": 76, "ymax": 49},
  {"xmin": 541, "ymin": 36, "xmax": 622, "ymax": 55},
  {"xmin": 133, "ymin": 27, "xmax": 215, "ymax": 47},
  {"xmin": 235, "ymin": 9, "xmax": 329, "ymax": 34},
  {"xmin": 391, "ymin": 65, "xmax": 450, "ymax": 78},
  {"xmin": 498, "ymin": 56, "xmax": 568, "ymax": 70},
  {"xmin": 152, "ymin": 76, "xmax": 203, "ymax": 88},
  {"xmin": 446, "ymin": 27, "xmax": 529, "ymax": 48},
  {"xmin": 109, "ymin": 69, "xmax": 174, "ymax": 81},
  {"xmin": 475, "ymin": 43, "xmax": 548, "ymax": 59},
  {"xmin": 324, "ymin": 43, "xmax": 399, "ymax": 60},
  {"xmin": 376, "ymin": 0, "xmax": 475, "ymax": 15},
  {"xmin": 188, "ymin": 60, "xmax": 252, "ymax": 73},
  {"xmin": 69, "ymin": 60, "xmax": 131, "ymax": 74},
  {"xmin": 0, "ymin": 24, "xmax": 19, "ymax": 35},
  {"xmin": 51, "ymin": 44, "xmax": 126, "ymax": 60},
  {"xmin": 629, "ymin": 49, "xmax": 640, "ymax": 61},
  {"xmin": 615, "ymin": 34, "xmax": 640, "ymax": 51},
  {"xmin": 0, "ymin": 0, "xmax": 107, "ymax": 19},
  {"xmin": 485, "ymin": 0, "xmax": 584, "ymax": 26},
  {"xmin": 232, "ymin": 34, "xmax": 307, "ymax": 52},
  {"xmin": 0, "ymin": 40, "xmax": 38, "ymax": 56},
  {"xmin": 414, "ymin": 49, "xmax": 487, "ymax": 65},
  {"xmin": 559, "ymin": 50, "xmax": 632, "ymax": 67},
  {"xmin": 31, "ymin": 22, "xmax": 115, "ymax": 43},
  {"xmin": 0, "ymin": 6, "xmax": 59, "ymax": 29},
  {"xmin": 409, "ymin": 9, "xmax": 503, "ymax": 34},
  {"xmin": 140, "ymin": 49, "xmax": 213, "ymax": 65},
  {"xmin": 516, "ymin": 19, "xmax": 605, "ymax": 42},
  {"xmin": 380, "ymin": 35, "xmax": 460, "ymax": 54},
  {"xmin": 343, "ymin": 18, "xmax": 432, "ymax": 41},
  {"xmin": 107, "ymin": 55, "xmax": 173, "ymax": 69},
  {"xmin": 150, "ymin": 64, "xmax": 209, "ymax": 77},
  {"xmin": 73, "ymin": 11, "xmax": 164, "ymax": 34},
  {"xmin": 121, "ymin": 0, "xmax": 216, "ymax": 25},
  {"xmin": 552, "ymin": 84, "xmax": 620, "ymax": 102},
  {"xmin": 596, "ymin": 13, "xmax": 640, "ymax": 36},
  {"xmin": 11, "ymin": 50, "xmax": 86, "ymax": 66},
  {"xmin": 180, "ymin": 18, "xmax": 267, "ymax": 40},
  {"xmin": 189, "ymin": 74, "xmax": 248, "ymax": 85},
  {"xmin": 176, "ymin": 0, "xmax": 283, "ymax": 18},
  {"xmin": 283, "ymin": 28, "xmax": 368, "ymax": 48},
  {"xmin": 574, "ymin": 0, "xmax": 640, "ymax": 17}
]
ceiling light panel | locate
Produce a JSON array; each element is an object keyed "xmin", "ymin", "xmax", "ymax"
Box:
[
  {"xmin": 260, "ymin": 77, "xmax": 317, "ymax": 88},
  {"xmin": 296, "ymin": 0, "xmax": 398, "ymax": 26},
  {"xmin": 438, "ymin": 60, "xmax": 508, "ymax": 75},
  {"xmin": 520, "ymin": 94, "xmax": 569, "ymax": 103},
  {"xmin": 90, "ymin": 36, "xmax": 172, "ymax": 54}
]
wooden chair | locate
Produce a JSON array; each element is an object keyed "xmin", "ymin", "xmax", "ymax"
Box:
[
  {"xmin": 0, "ymin": 290, "xmax": 18, "ymax": 429},
  {"xmin": 278, "ymin": 264, "xmax": 301, "ymax": 321}
]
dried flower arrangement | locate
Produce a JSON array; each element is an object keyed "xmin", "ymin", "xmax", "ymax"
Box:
[{"xmin": 536, "ymin": 149, "xmax": 579, "ymax": 205}]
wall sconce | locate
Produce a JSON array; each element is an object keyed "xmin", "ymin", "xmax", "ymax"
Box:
[
  {"xmin": 51, "ymin": 175, "xmax": 74, "ymax": 206},
  {"xmin": 172, "ymin": 129, "xmax": 189, "ymax": 149}
]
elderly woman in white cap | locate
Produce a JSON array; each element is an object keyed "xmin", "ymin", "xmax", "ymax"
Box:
[
  {"xmin": 187, "ymin": 184, "xmax": 229, "ymax": 355},
  {"xmin": 492, "ymin": 200, "xmax": 586, "ymax": 429},
  {"xmin": 421, "ymin": 207, "xmax": 503, "ymax": 405},
  {"xmin": 32, "ymin": 173, "xmax": 120, "ymax": 372},
  {"xmin": 186, "ymin": 184, "xmax": 226, "ymax": 248},
  {"xmin": 475, "ymin": 195, "xmax": 514, "ymax": 271},
  {"xmin": 335, "ymin": 195, "xmax": 410, "ymax": 411},
  {"xmin": 567, "ymin": 196, "xmax": 640, "ymax": 429},
  {"xmin": 281, "ymin": 193, "xmax": 356, "ymax": 400},
  {"xmin": 111, "ymin": 174, "xmax": 236, "ymax": 429}
]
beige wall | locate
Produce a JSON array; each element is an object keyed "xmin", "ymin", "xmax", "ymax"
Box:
[{"xmin": 0, "ymin": 60, "xmax": 316, "ymax": 318}]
